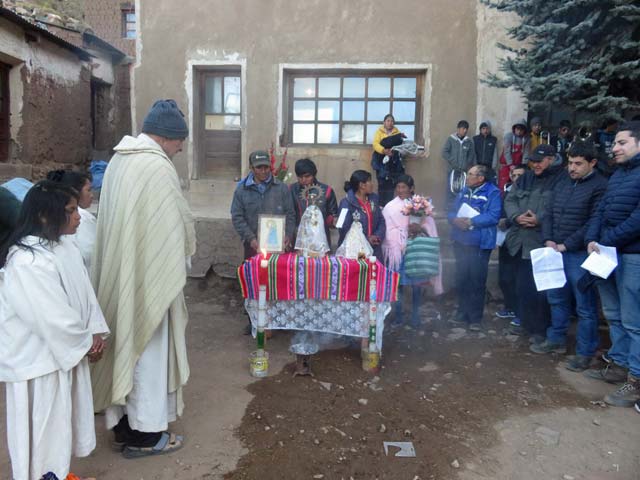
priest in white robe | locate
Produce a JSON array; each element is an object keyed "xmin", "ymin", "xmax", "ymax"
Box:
[
  {"xmin": 90, "ymin": 99, "xmax": 196, "ymax": 457},
  {"xmin": 1, "ymin": 235, "xmax": 109, "ymax": 480}
]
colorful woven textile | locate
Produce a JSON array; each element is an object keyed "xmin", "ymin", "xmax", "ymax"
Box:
[{"xmin": 238, "ymin": 253, "xmax": 399, "ymax": 302}]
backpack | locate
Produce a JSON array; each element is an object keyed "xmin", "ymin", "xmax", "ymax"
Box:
[{"xmin": 404, "ymin": 236, "xmax": 440, "ymax": 279}]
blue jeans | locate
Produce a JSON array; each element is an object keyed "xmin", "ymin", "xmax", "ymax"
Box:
[
  {"xmin": 597, "ymin": 253, "xmax": 640, "ymax": 377},
  {"xmin": 545, "ymin": 251, "xmax": 599, "ymax": 356},
  {"xmin": 453, "ymin": 243, "xmax": 491, "ymax": 324}
]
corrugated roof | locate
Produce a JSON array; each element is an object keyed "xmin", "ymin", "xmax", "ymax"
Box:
[{"xmin": 0, "ymin": 6, "xmax": 91, "ymax": 61}]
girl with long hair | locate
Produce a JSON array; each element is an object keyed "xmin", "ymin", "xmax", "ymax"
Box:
[{"xmin": 0, "ymin": 180, "xmax": 108, "ymax": 480}]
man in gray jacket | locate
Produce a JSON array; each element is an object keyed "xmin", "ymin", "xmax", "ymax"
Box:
[
  {"xmin": 231, "ymin": 150, "xmax": 296, "ymax": 259},
  {"xmin": 504, "ymin": 144, "xmax": 564, "ymax": 342},
  {"xmin": 442, "ymin": 120, "xmax": 477, "ymax": 199}
]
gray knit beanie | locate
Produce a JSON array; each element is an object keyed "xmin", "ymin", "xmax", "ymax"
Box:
[{"xmin": 142, "ymin": 99, "xmax": 189, "ymax": 139}]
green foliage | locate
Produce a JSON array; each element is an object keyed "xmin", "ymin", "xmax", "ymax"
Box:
[{"xmin": 482, "ymin": 0, "xmax": 640, "ymax": 117}]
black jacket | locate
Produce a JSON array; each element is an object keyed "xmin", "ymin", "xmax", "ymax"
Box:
[
  {"xmin": 541, "ymin": 170, "xmax": 608, "ymax": 251},
  {"xmin": 473, "ymin": 133, "xmax": 498, "ymax": 169},
  {"xmin": 585, "ymin": 153, "xmax": 640, "ymax": 253}
]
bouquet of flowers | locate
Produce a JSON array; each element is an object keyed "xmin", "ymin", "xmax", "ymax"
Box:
[
  {"xmin": 269, "ymin": 142, "xmax": 292, "ymax": 182},
  {"xmin": 401, "ymin": 194, "xmax": 434, "ymax": 220}
]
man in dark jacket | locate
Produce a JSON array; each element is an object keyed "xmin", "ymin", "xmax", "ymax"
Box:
[
  {"xmin": 551, "ymin": 120, "xmax": 572, "ymax": 165},
  {"xmin": 584, "ymin": 121, "xmax": 640, "ymax": 408},
  {"xmin": 231, "ymin": 150, "xmax": 296, "ymax": 259},
  {"xmin": 532, "ymin": 141, "xmax": 607, "ymax": 371},
  {"xmin": 448, "ymin": 164, "xmax": 501, "ymax": 332},
  {"xmin": 504, "ymin": 144, "xmax": 564, "ymax": 341},
  {"xmin": 290, "ymin": 158, "xmax": 338, "ymax": 248},
  {"xmin": 473, "ymin": 121, "xmax": 498, "ymax": 174}
]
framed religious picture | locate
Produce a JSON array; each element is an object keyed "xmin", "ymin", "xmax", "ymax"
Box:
[{"xmin": 258, "ymin": 214, "xmax": 286, "ymax": 253}]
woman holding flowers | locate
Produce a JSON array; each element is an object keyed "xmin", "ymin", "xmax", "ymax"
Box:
[{"xmin": 382, "ymin": 175, "xmax": 443, "ymax": 328}]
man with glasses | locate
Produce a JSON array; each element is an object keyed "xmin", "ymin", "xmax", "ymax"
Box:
[{"xmin": 448, "ymin": 164, "xmax": 501, "ymax": 332}]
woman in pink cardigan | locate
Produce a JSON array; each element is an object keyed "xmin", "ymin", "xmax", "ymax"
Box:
[{"xmin": 382, "ymin": 175, "xmax": 443, "ymax": 328}]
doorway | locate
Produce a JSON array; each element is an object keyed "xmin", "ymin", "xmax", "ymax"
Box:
[{"xmin": 197, "ymin": 69, "xmax": 241, "ymax": 178}]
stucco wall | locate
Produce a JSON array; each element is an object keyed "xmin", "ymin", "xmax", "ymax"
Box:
[
  {"xmin": 475, "ymin": 2, "xmax": 527, "ymax": 149},
  {"xmin": 0, "ymin": 16, "xmax": 91, "ymax": 178},
  {"xmin": 134, "ymin": 0, "xmax": 482, "ymax": 208}
]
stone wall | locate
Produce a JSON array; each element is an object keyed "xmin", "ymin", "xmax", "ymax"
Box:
[
  {"xmin": 84, "ymin": 0, "xmax": 136, "ymax": 58},
  {"xmin": 18, "ymin": 64, "xmax": 92, "ymax": 178},
  {"xmin": 0, "ymin": 15, "xmax": 92, "ymax": 179}
]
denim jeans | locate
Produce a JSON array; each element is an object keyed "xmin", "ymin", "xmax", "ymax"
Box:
[
  {"xmin": 545, "ymin": 251, "xmax": 599, "ymax": 356},
  {"xmin": 394, "ymin": 285, "xmax": 422, "ymax": 326},
  {"xmin": 597, "ymin": 253, "xmax": 640, "ymax": 377},
  {"xmin": 453, "ymin": 243, "xmax": 491, "ymax": 324}
]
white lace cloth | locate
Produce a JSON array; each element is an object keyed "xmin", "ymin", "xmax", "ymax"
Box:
[{"xmin": 245, "ymin": 299, "xmax": 389, "ymax": 351}]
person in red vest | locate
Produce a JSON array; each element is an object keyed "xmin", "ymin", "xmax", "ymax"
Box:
[{"xmin": 498, "ymin": 119, "xmax": 529, "ymax": 191}]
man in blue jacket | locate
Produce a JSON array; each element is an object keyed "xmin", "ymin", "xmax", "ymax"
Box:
[
  {"xmin": 584, "ymin": 121, "xmax": 640, "ymax": 409},
  {"xmin": 533, "ymin": 141, "xmax": 607, "ymax": 371},
  {"xmin": 448, "ymin": 164, "xmax": 501, "ymax": 331}
]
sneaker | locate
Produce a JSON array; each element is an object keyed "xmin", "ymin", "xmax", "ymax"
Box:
[
  {"xmin": 495, "ymin": 309, "xmax": 516, "ymax": 319},
  {"xmin": 530, "ymin": 339, "xmax": 567, "ymax": 354},
  {"xmin": 635, "ymin": 399, "xmax": 640, "ymax": 414},
  {"xmin": 601, "ymin": 352, "xmax": 612, "ymax": 364},
  {"xmin": 528, "ymin": 334, "xmax": 545, "ymax": 345},
  {"xmin": 565, "ymin": 355, "xmax": 592, "ymax": 372},
  {"xmin": 604, "ymin": 377, "xmax": 640, "ymax": 407},
  {"xmin": 584, "ymin": 363, "xmax": 628, "ymax": 384},
  {"xmin": 509, "ymin": 317, "xmax": 521, "ymax": 327},
  {"xmin": 468, "ymin": 323, "xmax": 482, "ymax": 332},
  {"xmin": 448, "ymin": 313, "xmax": 467, "ymax": 328}
]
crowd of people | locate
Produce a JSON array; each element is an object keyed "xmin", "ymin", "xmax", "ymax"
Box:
[
  {"xmin": 1, "ymin": 101, "xmax": 639, "ymax": 479},
  {"xmin": 443, "ymin": 117, "xmax": 640, "ymax": 413}
]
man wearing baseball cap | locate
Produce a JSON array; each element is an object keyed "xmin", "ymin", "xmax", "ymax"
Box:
[
  {"xmin": 504, "ymin": 143, "xmax": 564, "ymax": 342},
  {"xmin": 231, "ymin": 150, "xmax": 296, "ymax": 259}
]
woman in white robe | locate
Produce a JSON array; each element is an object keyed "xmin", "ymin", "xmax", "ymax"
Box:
[
  {"xmin": 46, "ymin": 170, "xmax": 97, "ymax": 269},
  {"xmin": 0, "ymin": 181, "xmax": 109, "ymax": 480}
]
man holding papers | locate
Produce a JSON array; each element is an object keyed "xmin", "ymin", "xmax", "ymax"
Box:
[
  {"xmin": 534, "ymin": 141, "xmax": 607, "ymax": 370},
  {"xmin": 584, "ymin": 121, "xmax": 640, "ymax": 408},
  {"xmin": 448, "ymin": 164, "xmax": 501, "ymax": 331},
  {"xmin": 504, "ymin": 144, "xmax": 564, "ymax": 342}
]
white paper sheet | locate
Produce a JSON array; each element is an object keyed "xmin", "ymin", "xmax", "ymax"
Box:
[
  {"xmin": 581, "ymin": 244, "xmax": 618, "ymax": 279},
  {"xmin": 530, "ymin": 247, "xmax": 566, "ymax": 291},
  {"xmin": 456, "ymin": 203, "xmax": 479, "ymax": 218},
  {"xmin": 335, "ymin": 208, "xmax": 348, "ymax": 229},
  {"xmin": 496, "ymin": 229, "xmax": 507, "ymax": 247}
]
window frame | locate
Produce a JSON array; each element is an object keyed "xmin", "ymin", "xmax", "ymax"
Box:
[
  {"xmin": 121, "ymin": 7, "xmax": 136, "ymax": 39},
  {"xmin": 283, "ymin": 70, "xmax": 424, "ymax": 148}
]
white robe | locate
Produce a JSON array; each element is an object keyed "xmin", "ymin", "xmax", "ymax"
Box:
[
  {"xmin": 105, "ymin": 313, "xmax": 177, "ymax": 432},
  {"xmin": 73, "ymin": 207, "xmax": 97, "ymax": 270},
  {"xmin": 0, "ymin": 236, "xmax": 109, "ymax": 480}
]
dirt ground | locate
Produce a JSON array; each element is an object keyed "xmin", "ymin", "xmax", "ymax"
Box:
[{"xmin": 1, "ymin": 275, "xmax": 639, "ymax": 480}]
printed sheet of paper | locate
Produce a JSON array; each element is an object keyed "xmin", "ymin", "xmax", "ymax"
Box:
[
  {"xmin": 530, "ymin": 247, "xmax": 566, "ymax": 291},
  {"xmin": 581, "ymin": 244, "xmax": 618, "ymax": 279},
  {"xmin": 335, "ymin": 208, "xmax": 348, "ymax": 229},
  {"xmin": 456, "ymin": 203, "xmax": 479, "ymax": 218}
]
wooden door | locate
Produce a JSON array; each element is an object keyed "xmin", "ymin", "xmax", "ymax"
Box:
[
  {"xmin": 199, "ymin": 72, "xmax": 241, "ymax": 178},
  {"xmin": 0, "ymin": 63, "xmax": 9, "ymax": 162}
]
